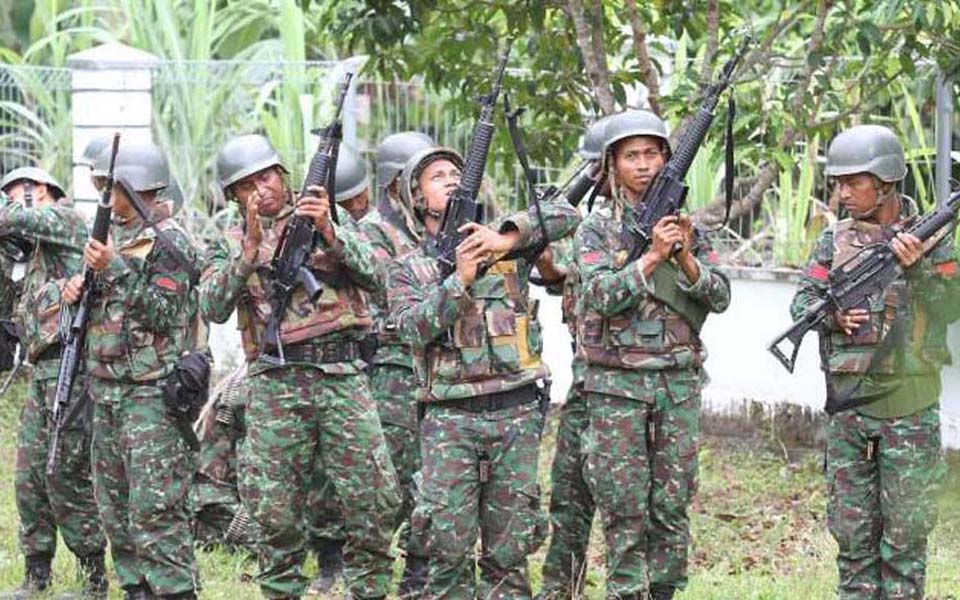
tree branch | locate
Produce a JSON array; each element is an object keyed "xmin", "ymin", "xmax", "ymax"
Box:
[
  {"xmin": 700, "ymin": 0, "xmax": 720, "ymax": 84},
  {"xmin": 696, "ymin": 0, "xmax": 832, "ymax": 227},
  {"xmin": 566, "ymin": 0, "xmax": 616, "ymax": 114},
  {"xmin": 624, "ymin": 0, "xmax": 661, "ymax": 115}
]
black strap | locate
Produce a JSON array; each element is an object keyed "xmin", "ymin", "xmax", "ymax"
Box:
[
  {"xmin": 504, "ymin": 96, "xmax": 551, "ymax": 267},
  {"xmin": 705, "ymin": 93, "xmax": 736, "ymax": 232},
  {"xmin": 586, "ymin": 172, "xmax": 605, "ymax": 213},
  {"xmin": 121, "ymin": 179, "xmax": 201, "ymax": 286},
  {"xmin": 824, "ymin": 314, "xmax": 905, "ymax": 414}
]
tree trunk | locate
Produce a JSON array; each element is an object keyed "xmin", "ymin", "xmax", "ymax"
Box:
[
  {"xmin": 624, "ymin": 0, "xmax": 661, "ymax": 115},
  {"xmin": 566, "ymin": 0, "xmax": 616, "ymax": 114}
]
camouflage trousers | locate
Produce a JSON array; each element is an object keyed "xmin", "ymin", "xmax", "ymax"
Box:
[
  {"xmin": 582, "ymin": 372, "xmax": 701, "ymax": 598},
  {"xmin": 372, "ymin": 363, "xmax": 426, "ymax": 561},
  {"xmin": 90, "ymin": 379, "xmax": 199, "ymax": 595},
  {"xmin": 415, "ymin": 397, "xmax": 547, "ymax": 599},
  {"xmin": 238, "ymin": 365, "xmax": 400, "ymax": 599},
  {"xmin": 826, "ymin": 405, "xmax": 945, "ymax": 600},
  {"xmin": 540, "ymin": 384, "xmax": 594, "ymax": 599},
  {"xmin": 15, "ymin": 371, "xmax": 105, "ymax": 562}
]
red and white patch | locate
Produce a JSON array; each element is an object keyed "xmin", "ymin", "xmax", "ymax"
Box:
[
  {"xmin": 155, "ymin": 276, "xmax": 180, "ymax": 292},
  {"xmin": 805, "ymin": 263, "xmax": 830, "ymax": 281},
  {"xmin": 935, "ymin": 260, "xmax": 958, "ymax": 277}
]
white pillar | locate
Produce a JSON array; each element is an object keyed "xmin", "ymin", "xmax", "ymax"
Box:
[{"xmin": 67, "ymin": 43, "xmax": 158, "ymax": 217}]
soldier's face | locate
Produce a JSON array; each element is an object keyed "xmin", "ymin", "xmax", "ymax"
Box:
[
  {"xmin": 835, "ymin": 173, "xmax": 880, "ymax": 219},
  {"xmin": 111, "ymin": 186, "xmax": 156, "ymax": 220},
  {"xmin": 3, "ymin": 181, "xmax": 50, "ymax": 205},
  {"xmin": 232, "ymin": 167, "xmax": 286, "ymax": 217},
  {"xmin": 613, "ymin": 136, "xmax": 666, "ymax": 202},
  {"xmin": 418, "ymin": 159, "xmax": 461, "ymax": 234},
  {"xmin": 339, "ymin": 189, "xmax": 370, "ymax": 221}
]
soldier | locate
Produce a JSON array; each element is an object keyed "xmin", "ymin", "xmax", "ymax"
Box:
[
  {"xmin": 203, "ymin": 134, "xmax": 400, "ymax": 600},
  {"xmin": 790, "ymin": 124, "xmax": 960, "ymax": 600},
  {"xmin": 62, "ymin": 140, "xmax": 203, "ymax": 599},
  {"xmin": 537, "ymin": 116, "xmax": 609, "ymax": 600},
  {"xmin": 78, "ymin": 137, "xmax": 110, "ymax": 170},
  {"xmin": 0, "ymin": 168, "xmax": 108, "ymax": 598},
  {"xmin": 333, "ymin": 142, "xmax": 372, "ymax": 223},
  {"xmin": 573, "ymin": 109, "xmax": 730, "ymax": 600},
  {"xmin": 387, "ymin": 145, "xmax": 580, "ymax": 599},
  {"xmin": 356, "ymin": 131, "xmax": 435, "ymax": 596}
]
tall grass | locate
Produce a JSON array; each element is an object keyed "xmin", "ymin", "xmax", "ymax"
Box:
[{"xmin": 770, "ymin": 136, "xmax": 819, "ymax": 268}]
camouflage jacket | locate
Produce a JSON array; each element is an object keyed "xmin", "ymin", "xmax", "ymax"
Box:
[
  {"xmin": 574, "ymin": 198, "xmax": 730, "ymax": 402},
  {"xmin": 538, "ymin": 234, "xmax": 586, "ymax": 383},
  {"xmin": 387, "ymin": 200, "xmax": 581, "ymax": 401},
  {"xmin": 85, "ymin": 203, "xmax": 200, "ymax": 384},
  {"xmin": 357, "ymin": 194, "xmax": 421, "ymax": 369},
  {"xmin": 0, "ymin": 192, "xmax": 87, "ymax": 373},
  {"xmin": 790, "ymin": 195, "xmax": 960, "ymax": 417},
  {"xmin": 199, "ymin": 197, "xmax": 380, "ymax": 374}
]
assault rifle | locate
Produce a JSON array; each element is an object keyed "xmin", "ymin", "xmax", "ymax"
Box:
[
  {"xmin": 47, "ymin": 133, "xmax": 121, "ymax": 474},
  {"xmin": 622, "ymin": 36, "xmax": 751, "ymax": 265},
  {"xmin": 434, "ymin": 41, "xmax": 511, "ymax": 280},
  {"xmin": 768, "ymin": 189, "xmax": 960, "ymax": 373},
  {"xmin": 262, "ymin": 72, "xmax": 351, "ymax": 364}
]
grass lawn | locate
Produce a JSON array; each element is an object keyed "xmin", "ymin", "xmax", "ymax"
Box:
[{"xmin": 0, "ymin": 381, "xmax": 957, "ymax": 599}]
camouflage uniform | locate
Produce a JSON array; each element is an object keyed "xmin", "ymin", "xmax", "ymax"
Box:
[
  {"xmin": 0, "ymin": 191, "xmax": 108, "ymax": 583},
  {"xmin": 574, "ymin": 197, "xmax": 730, "ymax": 598},
  {"xmin": 791, "ymin": 196, "xmax": 960, "ymax": 600},
  {"xmin": 86, "ymin": 201, "xmax": 202, "ymax": 596},
  {"xmin": 539, "ymin": 237, "xmax": 596, "ymax": 599},
  {"xmin": 388, "ymin": 199, "xmax": 580, "ymax": 599},
  {"xmin": 357, "ymin": 194, "xmax": 427, "ymax": 563},
  {"xmin": 199, "ymin": 198, "xmax": 400, "ymax": 599}
]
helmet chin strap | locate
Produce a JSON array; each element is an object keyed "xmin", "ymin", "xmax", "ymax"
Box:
[{"xmin": 858, "ymin": 180, "xmax": 892, "ymax": 220}]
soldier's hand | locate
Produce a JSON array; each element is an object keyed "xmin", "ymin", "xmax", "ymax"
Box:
[
  {"xmin": 891, "ymin": 232, "xmax": 923, "ymax": 269},
  {"xmin": 457, "ymin": 222, "xmax": 519, "ymax": 259},
  {"xmin": 650, "ymin": 215, "xmax": 684, "ymax": 263},
  {"xmin": 61, "ymin": 274, "xmax": 83, "ymax": 305},
  {"xmin": 84, "ymin": 238, "xmax": 115, "ymax": 272},
  {"xmin": 676, "ymin": 214, "xmax": 696, "ymax": 256},
  {"xmin": 455, "ymin": 244, "xmax": 487, "ymax": 288},
  {"xmin": 834, "ymin": 308, "xmax": 870, "ymax": 336},
  {"xmin": 535, "ymin": 245, "xmax": 567, "ymax": 282},
  {"xmin": 297, "ymin": 185, "xmax": 335, "ymax": 246},
  {"xmin": 241, "ymin": 192, "xmax": 264, "ymax": 263}
]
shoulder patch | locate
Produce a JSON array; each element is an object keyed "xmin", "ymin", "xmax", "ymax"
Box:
[
  {"xmin": 155, "ymin": 276, "xmax": 180, "ymax": 292},
  {"xmin": 935, "ymin": 260, "xmax": 958, "ymax": 277},
  {"xmin": 806, "ymin": 263, "xmax": 830, "ymax": 281}
]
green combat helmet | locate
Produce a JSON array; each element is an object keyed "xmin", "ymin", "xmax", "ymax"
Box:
[
  {"xmin": 0, "ymin": 167, "xmax": 66, "ymax": 199},
  {"xmin": 375, "ymin": 131, "xmax": 435, "ymax": 189},
  {"xmin": 578, "ymin": 114, "xmax": 616, "ymax": 161},
  {"xmin": 825, "ymin": 124, "xmax": 907, "ymax": 183},
  {"xmin": 601, "ymin": 109, "xmax": 670, "ymax": 157},
  {"xmin": 77, "ymin": 137, "xmax": 109, "ymax": 169},
  {"xmin": 399, "ymin": 146, "xmax": 464, "ymax": 220},
  {"xmin": 93, "ymin": 139, "xmax": 169, "ymax": 192},
  {"xmin": 216, "ymin": 134, "xmax": 288, "ymax": 194},
  {"xmin": 334, "ymin": 143, "xmax": 369, "ymax": 203}
]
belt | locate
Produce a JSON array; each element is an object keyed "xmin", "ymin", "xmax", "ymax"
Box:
[
  {"xmin": 441, "ymin": 384, "xmax": 538, "ymax": 413},
  {"xmin": 264, "ymin": 340, "xmax": 363, "ymax": 364}
]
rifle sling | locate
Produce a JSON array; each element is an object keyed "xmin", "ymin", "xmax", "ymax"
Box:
[
  {"xmin": 124, "ymin": 185, "xmax": 200, "ymax": 285},
  {"xmin": 504, "ymin": 98, "xmax": 551, "ymax": 271}
]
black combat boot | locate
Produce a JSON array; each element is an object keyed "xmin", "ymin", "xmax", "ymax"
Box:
[
  {"xmin": 650, "ymin": 584, "xmax": 676, "ymax": 600},
  {"xmin": 77, "ymin": 552, "xmax": 108, "ymax": 598},
  {"xmin": 397, "ymin": 555, "xmax": 428, "ymax": 598},
  {"xmin": 308, "ymin": 538, "xmax": 345, "ymax": 594},
  {"xmin": 1, "ymin": 554, "xmax": 52, "ymax": 598}
]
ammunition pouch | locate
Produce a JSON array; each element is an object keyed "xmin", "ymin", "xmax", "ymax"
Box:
[
  {"xmin": 359, "ymin": 335, "xmax": 378, "ymax": 363},
  {"xmin": 161, "ymin": 351, "xmax": 211, "ymax": 450}
]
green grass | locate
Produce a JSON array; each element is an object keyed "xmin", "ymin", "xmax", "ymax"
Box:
[{"xmin": 0, "ymin": 381, "xmax": 958, "ymax": 599}]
